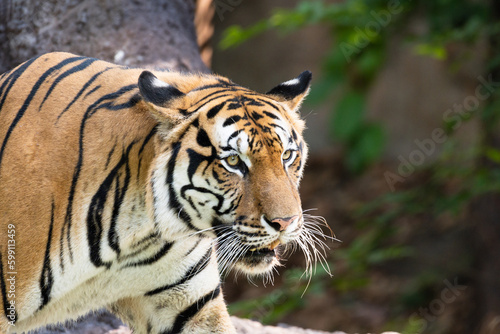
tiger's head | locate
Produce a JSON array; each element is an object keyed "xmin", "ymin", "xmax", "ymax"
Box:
[{"xmin": 139, "ymin": 70, "xmax": 325, "ymax": 277}]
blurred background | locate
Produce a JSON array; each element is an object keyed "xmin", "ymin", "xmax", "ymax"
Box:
[
  {"xmin": 212, "ymin": 1, "xmax": 500, "ymax": 334},
  {"xmin": 1, "ymin": 0, "xmax": 500, "ymax": 333}
]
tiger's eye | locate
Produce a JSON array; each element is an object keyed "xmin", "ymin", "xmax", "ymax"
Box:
[
  {"xmin": 282, "ymin": 150, "xmax": 292, "ymax": 161},
  {"xmin": 226, "ymin": 155, "xmax": 240, "ymax": 167}
]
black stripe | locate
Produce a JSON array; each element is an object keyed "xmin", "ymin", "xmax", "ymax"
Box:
[
  {"xmin": 0, "ymin": 68, "xmax": 12, "ymax": 81},
  {"xmin": 222, "ymin": 194, "xmax": 242, "ymax": 216},
  {"xmin": 186, "ymin": 146, "xmax": 217, "ymax": 182},
  {"xmin": 0, "ymin": 55, "xmax": 41, "ymax": 116},
  {"xmin": 226, "ymin": 102, "xmax": 241, "ymax": 110},
  {"xmin": 180, "ymin": 183, "xmax": 225, "ymax": 216},
  {"xmin": 223, "ymin": 115, "xmax": 242, "ymax": 127},
  {"xmin": 188, "ymin": 92, "xmax": 232, "ymax": 112},
  {"xmin": 145, "ymin": 247, "xmax": 212, "ymax": 296},
  {"xmin": 56, "ymin": 67, "xmax": 112, "ymax": 122},
  {"xmin": 124, "ymin": 241, "xmax": 173, "ymax": 268},
  {"xmin": 196, "ymin": 128, "xmax": 211, "ymax": 147},
  {"xmin": 191, "ymin": 79, "xmax": 245, "ymax": 92},
  {"xmin": 139, "ymin": 126, "xmax": 157, "ymax": 156},
  {"xmin": 147, "ymin": 321, "xmax": 153, "ymax": 334},
  {"xmin": 119, "ymin": 235, "xmax": 160, "ymax": 263},
  {"xmin": 184, "ymin": 238, "xmax": 202, "ymax": 257},
  {"xmin": 39, "ymin": 58, "xmax": 97, "ymax": 111},
  {"xmin": 131, "ymin": 232, "xmax": 161, "ymax": 249},
  {"xmin": 162, "ymin": 285, "xmax": 221, "ymax": 334},
  {"xmin": 192, "ymin": 83, "xmax": 233, "ymax": 92},
  {"xmin": 84, "ymin": 85, "xmax": 101, "ymax": 98},
  {"xmin": 269, "ymin": 122, "xmax": 287, "ymax": 135},
  {"xmin": 0, "ymin": 56, "xmax": 86, "ymax": 175},
  {"xmin": 228, "ymin": 129, "xmax": 243, "ymax": 141},
  {"xmin": 245, "ymin": 99, "xmax": 265, "ymax": 107},
  {"xmin": 108, "ymin": 160, "xmax": 130, "ymax": 255},
  {"xmin": 104, "ymin": 142, "xmax": 117, "ymax": 169},
  {"xmin": 137, "ymin": 126, "xmax": 157, "ymax": 182},
  {"xmin": 250, "ymin": 111, "xmax": 264, "ymax": 121},
  {"xmin": 263, "ymin": 110, "xmax": 280, "ymax": 120},
  {"xmin": 0, "ymin": 74, "xmax": 15, "ymax": 111},
  {"xmin": 234, "ymin": 229, "xmax": 260, "ymax": 237},
  {"xmin": 212, "ymin": 169, "xmax": 225, "ymax": 184},
  {"xmin": 191, "ymin": 118, "xmax": 199, "ymax": 128},
  {"xmin": 256, "ymin": 98, "xmax": 282, "ymax": 113},
  {"xmin": 206, "ymin": 101, "xmax": 226, "ymax": 119},
  {"xmin": 39, "ymin": 201, "xmax": 55, "ymax": 310}
]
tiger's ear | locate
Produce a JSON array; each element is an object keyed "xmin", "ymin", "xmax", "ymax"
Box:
[
  {"xmin": 138, "ymin": 71, "xmax": 186, "ymax": 121},
  {"xmin": 266, "ymin": 70, "xmax": 312, "ymax": 111}
]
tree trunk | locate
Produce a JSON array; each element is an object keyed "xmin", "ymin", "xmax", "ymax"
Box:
[{"xmin": 0, "ymin": 0, "xmax": 208, "ymax": 73}]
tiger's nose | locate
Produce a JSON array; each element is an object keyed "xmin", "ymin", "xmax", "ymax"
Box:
[{"xmin": 268, "ymin": 215, "xmax": 298, "ymax": 232}]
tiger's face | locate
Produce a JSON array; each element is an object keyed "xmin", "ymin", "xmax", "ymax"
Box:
[{"xmin": 140, "ymin": 71, "xmax": 313, "ymax": 276}]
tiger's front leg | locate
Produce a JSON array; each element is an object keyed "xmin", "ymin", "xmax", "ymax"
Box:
[
  {"xmin": 111, "ymin": 286, "xmax": 235, "ymax": 334},
  {"xmin": 110, "ymin": 256, "xmax": 235, "ymax": 334}
]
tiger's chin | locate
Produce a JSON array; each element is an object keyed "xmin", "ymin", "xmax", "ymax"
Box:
[{"xmin": 233, "ymin": 246, "xmax": 281, "ymax": 275}]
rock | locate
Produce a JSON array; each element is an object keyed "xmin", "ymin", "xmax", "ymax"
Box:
[
  {"xmin": 231, "ymin": 316, "xmax": 345, "ymax": 334},
  {"xmin": 30, "ymin": 310, "xmax": 400, "ymax": 334}
]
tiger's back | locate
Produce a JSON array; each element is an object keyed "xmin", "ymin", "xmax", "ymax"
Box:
[{"xmin": 0, "ymin": 52, "xmax": 318, "ymax": 333}]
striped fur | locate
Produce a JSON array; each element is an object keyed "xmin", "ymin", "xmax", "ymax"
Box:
[{"xmin": 0, "ymin": 52, "xmax": 318, "ymax": 334}]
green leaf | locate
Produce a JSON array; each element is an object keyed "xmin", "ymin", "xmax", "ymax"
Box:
[
  {"xmin": 219, "ymin": 21, "xmax": 269, "ymax": 50},
  {"xmin": 331, "ymin": 92, "xmax": 365, "ymax": 141},
  {"xmin": 485, "ymin": 147, "xmax": 500, "ymax": 164},
  {"xmin": 414, "ymin": 43, "xmax": 447, "ymax": 60}
]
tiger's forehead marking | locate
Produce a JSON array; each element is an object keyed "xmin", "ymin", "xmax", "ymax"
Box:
[{"xmin": 210, "ymin": 94, "xmax": 293, "ymax": 156}]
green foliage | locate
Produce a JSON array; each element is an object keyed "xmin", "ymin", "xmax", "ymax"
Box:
[
  {"xmin": 334, "ymin": 229, "xmax": 412, "ymax": 292},
  {"xmin": 331, "ymin": 92, "xmax": 365, "ymax": 142},
  {"xmin": 228, "ymin": 268, "xmax": 329, "ymax": 324},
  {"xmin": 371, "ymin": 142, "xmax": 500, "ymax": 220},
  {"xmin": 331, "ymin": 92, "xmax": 385, "ymax": 172}
]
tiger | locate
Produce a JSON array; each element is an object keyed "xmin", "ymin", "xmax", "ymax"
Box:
[{"xmin": 0, "ymin": 52, "xmax": 327, "ymax": 334}]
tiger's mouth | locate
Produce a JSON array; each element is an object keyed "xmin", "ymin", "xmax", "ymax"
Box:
[
  {"xmin": 236, "ymin": 240, "xmax": 281, "ymax": 273},
  {"xmin": 243, "ymin": 246, "xmax": 275, "ymax": 259}
]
